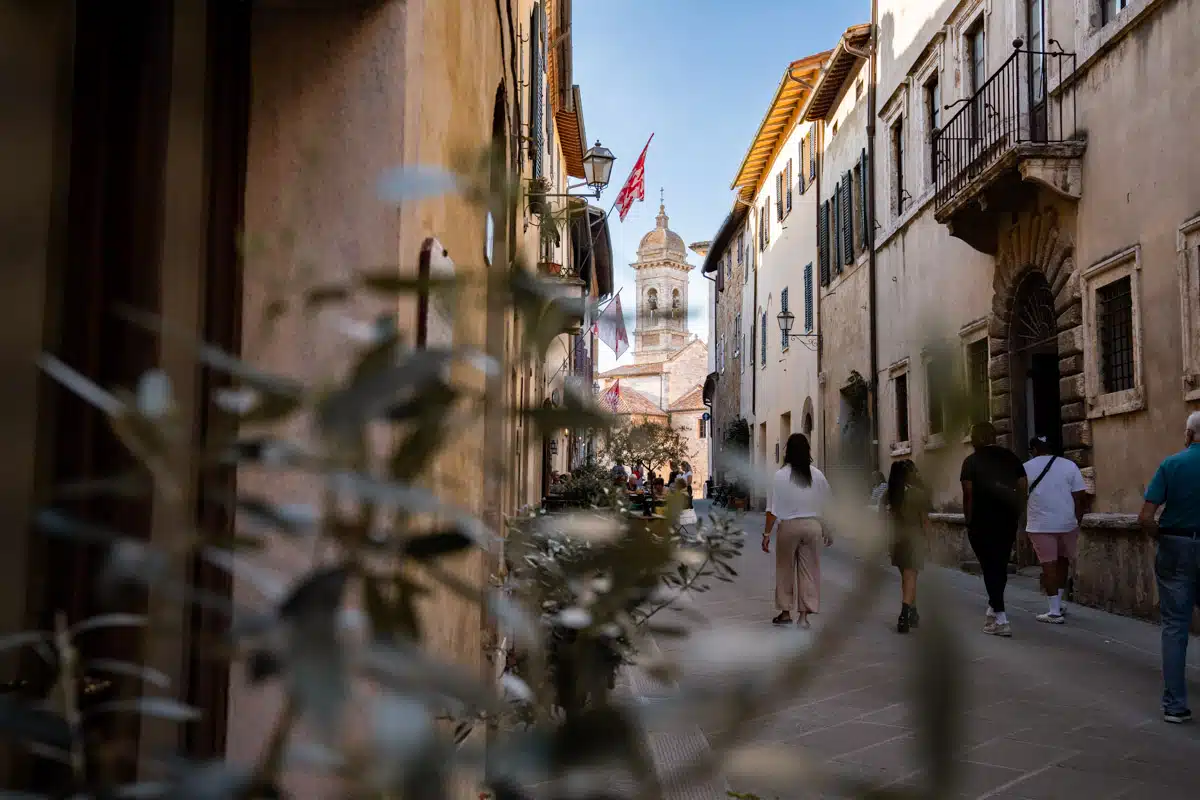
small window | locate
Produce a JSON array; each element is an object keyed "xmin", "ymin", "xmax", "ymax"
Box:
[
  {"xmin": 926, "ymin": 357, "xmax": 946, "ymax": 437},
  {"xmin": 698, "ymin": 418, "xmax": 706, "ymax": 438},
  {"xmin": 737, "ymin": 232, "xmax": 744, "ymax": 265},
  {"xmin": 967, "ymin": 338, "xmax": 990, "ymax": 425},
  {"xmin": 925, "ymin": 76, "xmax": 941, "ymax": 183},
  {"xmin": 891, "ymin": 118, "xmax": 905, "ymax": 216},
  {"xmin": 967, "ymin": 23, "xmax": 986, "ymax": 94},
  {"xmin": 1102, "ymin": 0, "xmax": 1129, "ymax": 26},
  {"xmin": 785, "ymin": 159, "xmax": 794, "ymax": 213},
  {"xmin": 895, "ymin": 372, "xmax": 910, "ymax": 445},
  {"xmin": 1098, "ymin": 276, "xmax": 1134, "ymax": 393},
  {"xmin": 776, "ymin": 174, "xmax": 784, "ymax": 221},
  {"xmin": 734, "ymin": 313, "xmax": 742, "ymax": 356},
  {"xmin": 780, "ymin": 288, "xmax": 790, "ymax": 352}
]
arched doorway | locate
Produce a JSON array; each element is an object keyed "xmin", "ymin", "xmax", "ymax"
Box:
[{"xmin": 1008, "ymin": 270, "xmax": 1062, "ymax": 459}]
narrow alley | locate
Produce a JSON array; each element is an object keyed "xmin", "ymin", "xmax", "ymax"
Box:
[{"xmin": 625, "ymin": 503, "xmax": 1200, "ymax": 800}]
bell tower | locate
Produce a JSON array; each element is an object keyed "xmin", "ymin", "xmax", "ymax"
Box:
[{"xmin": 632, "ymin": 193, "xmax": 694, "ymax": 364}]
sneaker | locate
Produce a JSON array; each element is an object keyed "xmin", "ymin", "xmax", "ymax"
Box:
[
  {"xmin": 772, "ymin": 612, "xmax": 792, "ymax": 626},
  {"xmin": 985, "ymin": 607, "xmax": 996, "ymax": 621},
  {"xmin": 984, "ymin": 621, "xmax": 1012, "ymax": 637},
  {"xmin": 1036, "ymin": 612, "xmax": 1065, "ymax": 625},
  {"xmin": 1164, "ymin": 710, "xmax": 1193, "ymax": 724}
]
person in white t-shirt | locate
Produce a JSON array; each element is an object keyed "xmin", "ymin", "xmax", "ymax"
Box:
[
  {"xmin": 1023, "ymin": 435, "xmax": 1089, "ymax": 624},
  {"xmin": 763, "ymin": 433, "xmax": 832, "ymax": 628}
]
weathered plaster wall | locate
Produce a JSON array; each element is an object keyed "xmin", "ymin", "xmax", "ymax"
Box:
[{"xmin": 710, "ymin": 234, "xmax": 743, "ymax": 482}]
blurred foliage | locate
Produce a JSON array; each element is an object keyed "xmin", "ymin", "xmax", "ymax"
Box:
[
  {"xmin": 556, "ymin": 463, "xmax": 620, "ymax": 509},
  {"xmin": 7, "ymin": 148, "xmax": 968, "ymax": 800}
]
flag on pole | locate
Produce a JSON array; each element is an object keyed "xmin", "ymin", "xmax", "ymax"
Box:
[
  {"xmin": 614, "ymin": 134, "xmax": 654, "ymax": 222},
  {"xmin": 595, "ymin": 292, "xmax": 629, "ymax": 359},
  {"xmin": 601, "ymin": 380, "xmax": 621, "ymax": 412}
]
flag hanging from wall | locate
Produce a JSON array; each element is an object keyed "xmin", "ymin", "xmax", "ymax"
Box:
[
  {"xmin": 601, "ymin": 379, "xmax": 621, "ymax": 412},
  {"xmin": 614, "ymin": 134, "xmax": 654, "ymax": 222},
  {"xmin": 594, "ymin": 292, "xmax": 629, "ymax": 359}
]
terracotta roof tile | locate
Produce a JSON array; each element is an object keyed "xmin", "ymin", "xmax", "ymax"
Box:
[
  {"xmin": 613, "ymin": 388, "xmax": 668, "ymax": 418},
  {"xmin": 668, "ymin": 384, "xmax": 706, "ymax": 412}
]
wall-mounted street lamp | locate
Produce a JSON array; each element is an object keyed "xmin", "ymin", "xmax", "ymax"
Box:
[
  {"xmin": 535, "ymin": 141, "xmax": 617, "ymax": 200},
  {"xmin": 778, "ymin": 309, "xmax": 820, "ymax": 351}
]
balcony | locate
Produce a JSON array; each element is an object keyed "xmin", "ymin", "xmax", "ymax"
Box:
[
  {"xmin": 933, "ymin": 43, "xmax": 1084, "ymax": 254},
  {"xmin": 538, "ymin": 260, "xmax": 587, "ymax": 333}
]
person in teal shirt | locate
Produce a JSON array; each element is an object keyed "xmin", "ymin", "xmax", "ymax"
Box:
[{"xmin": 1140, "ymin": 411, "xmax": 1200, "ymax": 724}]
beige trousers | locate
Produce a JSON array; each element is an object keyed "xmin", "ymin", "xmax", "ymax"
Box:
[{"xmin": 775, "ymin": 517, "xmax": 823, "ymax": 614}]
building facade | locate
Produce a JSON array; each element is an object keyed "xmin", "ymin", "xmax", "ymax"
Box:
[
  {"xmin": 870, "ymin": 0, "xmax": 1200, "ymax": 618},
  {"xmin": 3, "ymin": 0, "xmax": 604, "ymax": 791},
  {"xmin": 730, "ymin": 53, "xmax": 828, "ymax": 507}
]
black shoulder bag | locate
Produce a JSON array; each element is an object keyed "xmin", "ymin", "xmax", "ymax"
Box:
[{"xmin": 1029, "ymin": 455, "xmax": 1058, "ymax": 495}]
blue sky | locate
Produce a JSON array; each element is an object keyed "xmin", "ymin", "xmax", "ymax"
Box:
[{"xmin": 573, "ymin": 0, "xmax": 869, "ymax": 370}]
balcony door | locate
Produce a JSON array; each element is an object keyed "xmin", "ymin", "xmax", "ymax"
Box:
[{"xmin": 1027, "ymin": 0, "xmax": 1047, "ymax": 141}]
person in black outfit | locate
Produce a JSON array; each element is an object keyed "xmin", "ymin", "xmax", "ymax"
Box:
[{"xmin": 960, "ymin": 422, "xmax": 1028, "ymax": 637}]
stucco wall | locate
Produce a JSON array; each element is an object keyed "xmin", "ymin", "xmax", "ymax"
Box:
[{"xmin": 663, "ymin": 339, "xmax": 709, "ymax": 407}]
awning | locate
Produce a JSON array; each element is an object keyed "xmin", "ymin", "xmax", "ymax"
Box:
[
  {"xmin": 703, "ymin": 371, "xmax": 719, "ymax": 407},
  {"xmin": 701, "ymin": 204, "xmax": 749, "ymax": 274},
  {"xmin": 570, "ymin": 203, "xmax": 614, "ymax": 298}
]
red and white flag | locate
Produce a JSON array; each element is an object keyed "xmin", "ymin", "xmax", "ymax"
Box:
[
  {"xmin": 614, "ymin": 134, "xmax": 654, "ymax": 222},
  {"xmin": 601, "ymin": 380, "xmax": 621, "ymax": 412},
  {"xmin": 594, "ymin": 292, "xmax": 629, "ymax": 359}
]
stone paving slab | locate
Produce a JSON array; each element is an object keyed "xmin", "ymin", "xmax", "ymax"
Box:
[{"xmin": 620, "ymin": 504, "xmax": 1200, "ymax": 799}]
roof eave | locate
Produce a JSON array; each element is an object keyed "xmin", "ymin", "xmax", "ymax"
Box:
[{"xmin": 701, "ymin": 204, "xmax": 749, "ymax": 274}]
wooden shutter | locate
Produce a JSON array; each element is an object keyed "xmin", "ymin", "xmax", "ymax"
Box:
[
  {"xmin": 776, "ymin": 174, "xmax": 783, "ymax": 220},
  {"xmin": 804, "ymin": 263, "xmax": 813, "ymax": 332},
  {"xmin": 717, "ymin": 257, "xmax": 724, "ymax": 292},
  {"xmin": 831, "ymin": 190, "xmax": 841, "ymax": 275},
  {"xmin": 786, "ymin": 160, "xmax": 793, "ymax": 211},
  {"xmin": 529, "ymin": 8, "xmax": 544, "ymax": 176},
  {"xmin": 799, "ymin": 136, "xmax": 807, "ymax": 193},
  {"xmin": 780, "ymin": 288, "xmax": 789, "ymax": 350},
  {"xmin": 860, "ymin": 148, "xmax": 871, "ymax": 251},
  {"xmin": 818, "ymin": 201, "xmax": 830, "ymax": 285},
  {"xmin": 761, "ymin": 312, "xmax": 767, "ymax": 364},
  {"xmin": 841, "ymin": 171, "xmax": 853, "ymax": 266},
  {"xmin": 765, "ymin": 199, "xmax": 771, "ymax": 242},
  {"xmin": 809, "ymin": 130, "xmax": 817, "ymax": 179}
]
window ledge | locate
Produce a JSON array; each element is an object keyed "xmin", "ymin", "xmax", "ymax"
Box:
[
  {"xmin": 1086, "ymin": 387, "xmax": 1145, "ymax": 419},
  {"xmin": 923, "ymin": 432, "xmax": 947, "ymax": 451},
  {"xmin": 890, "ymin": 442, "xmax": 913, "ymax": 458}
]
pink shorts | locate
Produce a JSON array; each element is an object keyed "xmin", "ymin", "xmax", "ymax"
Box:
[{"xmin": 1027, "ymin": 529, "xmax": 1080, "ymax": 563}]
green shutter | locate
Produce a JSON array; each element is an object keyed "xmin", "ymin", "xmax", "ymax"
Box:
[
  {"xmin": 860, "ymin": 149, "xmax": 871, "ymax": 250},
  {"xmin": 841, "ymin": 171, "xmax": 853, "ymax": 266},
  {"xmin": 818, "ymin": 201, "xmax": 830, "ymax": 286}
]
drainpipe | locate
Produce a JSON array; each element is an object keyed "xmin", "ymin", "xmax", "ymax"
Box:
[{"xmin": 866, "ymin": 0, "xmax": 881, "ymax": 474}]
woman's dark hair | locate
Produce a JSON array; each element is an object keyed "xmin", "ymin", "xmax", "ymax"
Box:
[
  {"xmin": 782, "ymin": 433, "xmax": 813, "ymax": 487},
  {"xmin": 886, "ymin": 460, "xmax": 911, "ymax": 514}
]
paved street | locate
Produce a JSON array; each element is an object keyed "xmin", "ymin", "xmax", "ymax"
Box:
[{"xmin": 624, "ymin": 502, "xmax": 1200, "ymax": 799}]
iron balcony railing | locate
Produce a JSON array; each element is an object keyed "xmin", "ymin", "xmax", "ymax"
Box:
[{"xmin": 933, "ymin": 42, "xmax": 1077, "ymax": 211}]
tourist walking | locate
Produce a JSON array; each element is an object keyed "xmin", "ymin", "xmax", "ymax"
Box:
[
  {"xmin": 960, "ymin": 422, "xmax": 1028, "ymax": 637},
  {"xmin": 1023, "ymin": 435, "xmax": 1088, "ymax": 625},
  {"xmin": 681, "ymin": 461, "xmax": 694, "ymax": 509},
  {"xmin": 1139, "ymin": 411, "xmax": 1200, "ymax": 724},
  {"xmin": 762, "ymin": 434, "xmax": 832, "ymax": 628},
  {"xmin": 869, "ymin": 470, "xmax": 889, "ymax": 513},
  {"xmin": 888, "ymin": 460, "xmax": 931, "ymax": 634}
]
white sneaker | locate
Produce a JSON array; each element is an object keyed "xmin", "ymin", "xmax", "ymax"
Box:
[{"xmin": 1036, "ymin": 612, "xmax": 1065, "ymax": 625}]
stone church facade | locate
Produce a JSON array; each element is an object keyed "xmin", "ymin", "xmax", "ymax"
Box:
[{"xmin": 599, "ymin": 202, "xmax": 710, "ymax": 491}]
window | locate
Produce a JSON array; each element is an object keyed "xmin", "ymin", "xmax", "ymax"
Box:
[
  {"xmin": 737, "ymin": 232, "xmax": 744, "ymax": 265},
  {"xmin": 750, "ymin": 318, "xmax": 756, "ymax": 371},
  {"xmin": 831, "ymin": 189, "xmax": 841, "ymax": 275},
  {"xmin": 894, "ymin": 372, "xmax": 910, "ymax": 446},
  {"xmin": 967, "ymin": 338, "xmax": 990, "ymax": 425},
  {"xmin": 818, "ymin": 200, "xmax": 831, "ymax": 286},
  {"xmin": 785, "ymin": 159, "xmax": 794, "ymax": 213},
  {"xmin": 809, "ymin": 131, "xmax": 817, "ymax": 180},
  {"xmin": 1098, "ymin": 277, "xmax": 1134, "ymax": 393},
  {"xmin": 841, "ymin": 170, "xmax": 854, "ymax": 265},
  {"xmin": 799, "ymin": 136, "xmax": 808, "ymax": 193},
  {"xmin": 857, "ymin": 149, "xmax": 871, "ymax": 250},
  {"xmin": 741, "ymin": 333, "xmax": 746, "ymax": 374},
  {"xmin": 734, "ymin": 313, "xmax": 742, "ymax": 356},
  {"xmin": 698, "ymin": 418, "xmax": 706, "ymax": 438},
  {"xmin": 925, "ymin": 75, "xmax": 941, "ymax": 182},
  {"xmin": 891, "ymin": 118, "xmax": 905, "ymax": 216},
  {"xmin": 803, "ymin": 263, "xmax": 814, "ymax": 332},
  {"xmin": 1102, "ymin": 0, "xmax": 1129, "ymax": 25},
  {"xmin": 1082, "ymin": 245, "xmax": 1144, "ymax": 417},
  {"xmin": 780, "ymin": 288, "xmax": 790, "ymax": 351},
  {"xmin": 1178, "ymin": 215, "xmax": 1200, "ymax": 400},
  {"xmin": 925, "ymin": 356, "xmax": 946, "ymax": 438},
  {"xmin": 724, "ymin": 253, "xmax": 732, "ymax": 284},
  {"xmin": 765, "ymin": 199, "xmax": 771, "ymax": 243},
  {"xmin": 776, "ymin": 173, "xmax": 784, "ymax": 221},
  {"xmin": 761, "ymin": 311, "xmax": 767, "ymax": 365},
  {"xmin": 967, "ymin": 23, "xmax": 986, "ymax": 94},
  {"xmin": 719, "ymin": 334, "xmax": 726, "ymax": 373}
]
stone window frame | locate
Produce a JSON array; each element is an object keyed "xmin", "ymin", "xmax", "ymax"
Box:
[
  {"xmin": 888, "ymin": 358, "xmax": 913, "ymax": 457},
  {"xmin": 1081, "ymin": 244, "xmax": 1145, "ymax": 419},
  {"xmin": 1177, "ymin": 214, "xmax": 1200, "ymax": 401},
  {"xmin": 953, "ymin": 0, "xmax": 990, "ymax": 99},
  {"xmin": 958, "ymin": 317, "xmax": 990, "ymax": 443},
  {"xmin": 912, "ymin": 44, "xmax": 945, "ymax": 192},
  {"xmin": 882, "ymin": 97, "xmax": 907, "ymax": 220},
  {"xmin": 920, "ymin": 349, "xmax": 948, "ymax": 451}
]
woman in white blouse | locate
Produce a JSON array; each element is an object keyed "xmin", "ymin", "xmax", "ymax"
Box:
[{"xmin": 763, "ymin": 433, "xmax": 833, "ymax": 627}]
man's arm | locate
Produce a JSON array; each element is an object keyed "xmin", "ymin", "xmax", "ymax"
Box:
[
  {"xmin": 1142, "ymin": 463, "xmax": 1167, "ymax": 537},
  {"xmin": 1072, "ymin": 491, "xmax": 1088, "ymax": 526},
  {"xmin": 1139, "ymin": 502, "xmax": 1161, "ymax": 536},
  {"xmin": 961, "ymin": 481, "xmax": 973, "ymax": 525}
]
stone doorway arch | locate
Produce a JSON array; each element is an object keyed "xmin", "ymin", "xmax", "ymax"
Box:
[{"xmin": 987, "ymin": 209, "xmax": 1090, "ymax": 471}]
